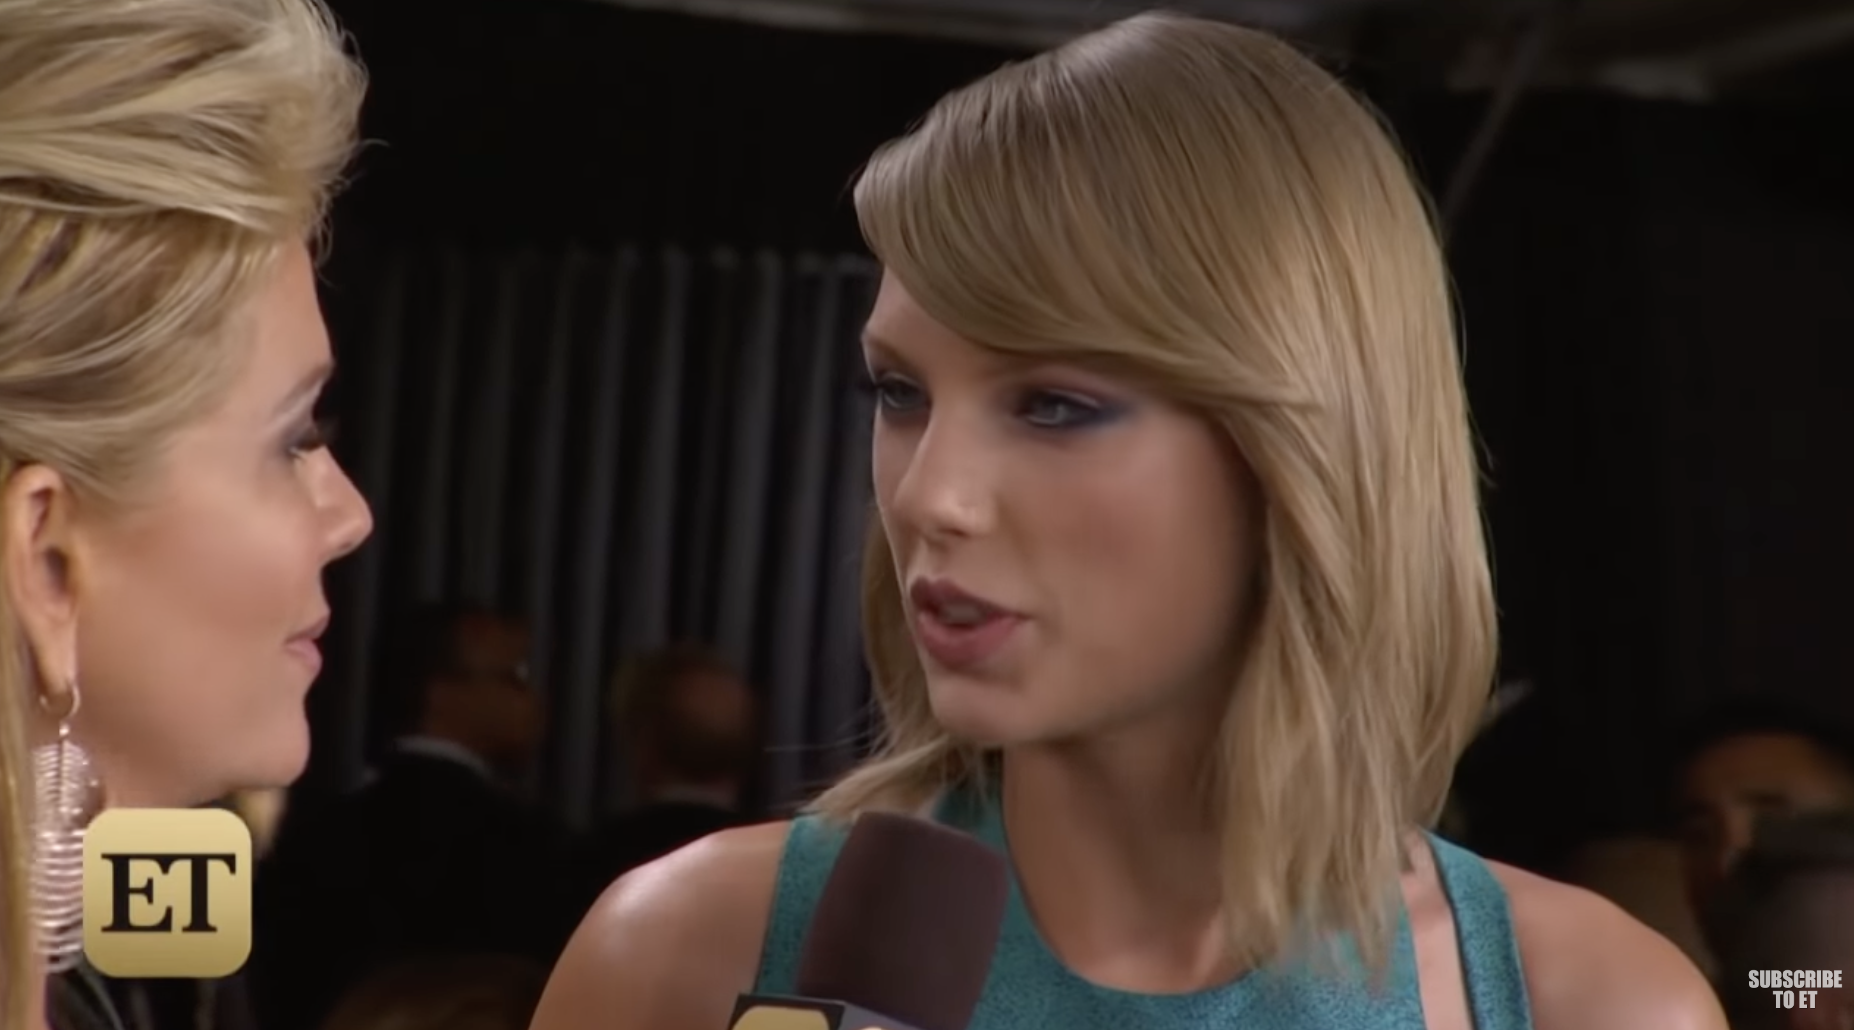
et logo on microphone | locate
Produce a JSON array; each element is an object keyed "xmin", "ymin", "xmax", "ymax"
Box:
[{"xmin": 81, "ymin": 808, "xmax": 253, "ymax": 978}]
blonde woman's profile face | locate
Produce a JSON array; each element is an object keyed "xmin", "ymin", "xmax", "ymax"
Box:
[
  {"xmin": 68, "ymin": 242, "xmax": 373, "ymax": 806},
  {"xmin": 865, "ymin": 273, "xmax": 1254, "ymax": 749}
]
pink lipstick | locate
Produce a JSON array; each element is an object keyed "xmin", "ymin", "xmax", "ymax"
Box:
[{"xmin": 907, "ymin": 578, "xmax": 1023, "ymax": 671}]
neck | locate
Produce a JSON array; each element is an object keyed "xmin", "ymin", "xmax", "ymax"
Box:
[{"xmin": 999, "ymin": 707, "xmax": 1234, "ymax": 992}]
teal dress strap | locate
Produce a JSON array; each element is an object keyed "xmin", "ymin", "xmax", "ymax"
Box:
[
  {"xmin": 754, "ymin": 814, "xmax": 850, "ymax": 994},
  {"xmin": 1425, "ymin": 833, "xmax": 1535, "ymax": 1030}
]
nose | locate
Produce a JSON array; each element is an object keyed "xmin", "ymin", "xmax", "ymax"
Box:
[
  {"xmin": 318, "ymin": 453, "xmax": 374, "ymax": 562},
  {"xmin": 884, "ymin": 408, "xmax": 998, "ymax": 543}
]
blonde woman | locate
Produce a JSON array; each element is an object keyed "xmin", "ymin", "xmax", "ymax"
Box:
[
  {"xmin": 534, "ymin": 12, "xmax": 1722, "ymax": 1030},
  {"xmin": 0, "ymin": 0, "xmax": 373, "ymax": 1027}
]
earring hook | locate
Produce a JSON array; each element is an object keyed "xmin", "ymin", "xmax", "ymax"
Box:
[{"xmin": 37, "ymin": 676, "xmax": 80, "ymax": 729}]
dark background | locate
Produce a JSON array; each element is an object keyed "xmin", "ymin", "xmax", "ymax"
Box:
[{"xmin": 302, "ymin": 0, "xmax": 1854, "ymax": 873}]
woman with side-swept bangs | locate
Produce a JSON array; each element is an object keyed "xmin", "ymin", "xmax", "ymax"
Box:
[{"xmin": 536, "ymin": 13, "xmax": 1724, "ymax": 1030}]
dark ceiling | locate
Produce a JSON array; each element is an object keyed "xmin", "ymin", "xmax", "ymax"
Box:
[
  {"xmin": 593, "ymin": 0, "xmax": 1854, "ymax": 100},
  {"xmin": 1393, "ymin": 0, "xmax": 1854, "ymax": 100}
]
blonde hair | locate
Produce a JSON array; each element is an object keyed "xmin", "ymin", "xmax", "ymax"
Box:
[
  {"xmin": 0, "ymin": 0, "xmax": 362, "ymax": 1020},
  {"xmin": 813, "ymin": 12, "xmax": 1495, "ymax": 977}
]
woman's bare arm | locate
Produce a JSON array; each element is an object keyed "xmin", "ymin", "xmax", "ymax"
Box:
[{"xmin": 1496, "ymin": 863, "xmax": 1727, "ymax": 1030}]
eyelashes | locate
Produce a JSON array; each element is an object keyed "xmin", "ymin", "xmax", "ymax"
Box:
[
  {"xmin": 856, "ymin": 370, "xmax": 926, "ymax": 414},
  {"xmin": 288, "ymin": 415, "xmax": 338, "ymax": 457},
  {"xmin": 1019, "ymin": 391, "xmax": 1115, "ymax": 430}
]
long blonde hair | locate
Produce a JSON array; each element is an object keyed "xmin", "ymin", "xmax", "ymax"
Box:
[
  {"xmin": 812, "ymin": 12, "xmax": 1495, "ymax": 977},
  {"xmin": 0, "ymin": 0, "xmax": 362, "ymax": 1020}
]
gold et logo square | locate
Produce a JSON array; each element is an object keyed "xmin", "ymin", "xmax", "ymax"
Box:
[{"xmin": 82, "ymin": 807, "xmax": 252, "ymax": 978}]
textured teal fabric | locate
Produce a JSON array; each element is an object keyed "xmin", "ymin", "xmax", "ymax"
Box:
[{"xmin": 753, "ymin": 787, "xmax": 1534, "ymax": 1028}]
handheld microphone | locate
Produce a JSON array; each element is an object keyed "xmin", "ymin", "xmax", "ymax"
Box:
[{"xmin": 730, "ymin": 811, "xmax": 1010, "ymax": 1030}]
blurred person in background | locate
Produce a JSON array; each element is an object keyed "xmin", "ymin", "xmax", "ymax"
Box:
[
  {"xmin": 0, "ymin": 0, "xmax": 372, "ymax": 1026},
  {"xmin": 571, "ymin": 643, "xmax": 759, "ymax": 909},
  {"xmin": 1672, "ymin": 700, "xmax": 1854, "ymax": 920},
  {"xmin": 1564, "ymin": 834, "xmax": 1715, "ymax": 977},
  {"xmin": 254, "ymin": 602, "xmax": 572, "ymax": 1030},
  {"xmin": 1706, "ymin": 810, "xmax": 1854, "ymax": 1029},
  {"xmin": 533, "ymin": 12, "xmax": 1722, "ymax": 1030},
  {"xmin": 315, "ymin": 955, "xmax": 547, "ymax": 1030},
  {"xmin": 358, "ymin": 601, "xmax": 547, "ymax": 784}
]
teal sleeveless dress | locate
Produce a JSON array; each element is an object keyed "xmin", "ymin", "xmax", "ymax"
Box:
[{"xmin": 753, "ymin": 787, "xmax": 1534, "ymax": 1029}]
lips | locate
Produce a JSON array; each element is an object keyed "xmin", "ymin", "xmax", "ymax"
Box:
[
  {"xmin": 285, "ymin": 638, "xmax": 323, "ymax": 676},
  {"xmin": 294, "ymin": 614, "xmax": 329, "ymax": 642},
  {"xmin": 907, "ymin": 578, "xmax": 1023, "ymax": 671},
  {"xmin": 286, "ymin": 613, "xmax": 329, "ymax": 676}
]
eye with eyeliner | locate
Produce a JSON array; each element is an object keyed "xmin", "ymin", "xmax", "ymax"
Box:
[
  {"xmin": 286, "ymin": 413, "xmax": 337, "ymax": 458},
  {"xmin": 1015, "ymin": 388, "xmax": 1119, "ymax": 429},
  {"xmin": 858, "ymin": 367, "xmax": 1122, "ymax": 432},
  {"xmin": 857, "ymin": 368, "xmax": 927, "ymax": 415}
]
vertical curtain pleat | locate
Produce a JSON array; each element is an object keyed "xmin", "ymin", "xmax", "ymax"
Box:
[
  {"xmin": 409, "ymin": 255, "xmax": 467, "ymax": 600},
  {"xmin": 712, "ymin": 255, "xmax": 784, "ymax": 667},
  {"xmin": 549, "ymin": 250, "xmax": 637, "ymax": 822},
  {"xmin": 810, "ymin": 260, "xmax": 879, "ymax": 792},
  {"xmin": 675, "ymin": 252, "xmax": 740, "ymax": 640},
  {"xmin": 457, "ymin": 255, "xmax": 526, "ymax": 602},
  {"xmin": 615, "ymin": 247, "xmax": 689, "ymax": 651},
  {"xmin": 760, "ymin": 254, "xmax": 840, "ymax": 805},
  {"xmin": 518, "ymin": 252, "xmax": 583, "ymax": 697},
  {"xmin": 594, "ymin": 250, "xmax": 691, "ymax": 816}
]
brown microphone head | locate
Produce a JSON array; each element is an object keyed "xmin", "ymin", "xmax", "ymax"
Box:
[{"xmin": 795, "ymin": 811, "xmax": 1010, "ymax": 1030}]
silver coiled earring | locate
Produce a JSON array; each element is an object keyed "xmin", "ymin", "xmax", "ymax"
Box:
[{"xmin": 30, "ymin": 678, "xmax": 103, "ymax": 972}]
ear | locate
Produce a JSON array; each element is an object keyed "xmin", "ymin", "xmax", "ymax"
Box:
[{"xmin": 2, "ymin": 463, "xmax": 81, "ymax": 701}]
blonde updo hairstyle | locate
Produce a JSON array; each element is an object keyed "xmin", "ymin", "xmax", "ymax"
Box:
[
  {"xmin": 0, "ymin": 0, "xmax": 362, "ymax": 1020},
  {"xmin": 813, "ymin": 12, "xmax": 1496, "ymax": 977}
]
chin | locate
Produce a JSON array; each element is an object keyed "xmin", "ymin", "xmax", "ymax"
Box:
[
  {"xmin": 926, "ymin": 687, "xmax": 1038, "ymax": 749},
  {"xmin": 236, "ymin": 716, "xmax": 312, "ymax": 792}
]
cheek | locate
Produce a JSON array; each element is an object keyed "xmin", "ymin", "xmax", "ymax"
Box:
[
  {"xmin": 871, "ymin": 425, "xmax": 912, "ymax": 529},
  {"xmin": 1034, "ymin": 433, "xmax": 1248, "ymax": 694},
  {"xmin": 75, "ymin": 479, "xmax": 323, "ymax": 800}
]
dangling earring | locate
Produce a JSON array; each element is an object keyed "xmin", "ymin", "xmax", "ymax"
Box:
[{"xmin": 30, "ymin": 677, "xmax": 103, "ymax": 972}]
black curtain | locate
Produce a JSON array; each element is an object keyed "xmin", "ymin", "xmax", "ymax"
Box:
[
  {"xmin": 1431, "ymin": 97, "xmax": 1854, "ymax": 867},
  {"xmin": 313, "ymin": 237, "xmax": 880, "ymax": 822}
]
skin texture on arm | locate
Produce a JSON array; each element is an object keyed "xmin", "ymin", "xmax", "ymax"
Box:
[
  {"xmin": 1496, "ymin": 863, "xmax": 1729, "ymax": 1030},
  {"xmin": 527, "ymin": 822, "xmax": 791, "ymax": 1030}
]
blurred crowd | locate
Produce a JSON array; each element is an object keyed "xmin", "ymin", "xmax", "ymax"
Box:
[{"xmin": 1563, "ymin": 704, "xmax": 1854, "ymax": 1030}]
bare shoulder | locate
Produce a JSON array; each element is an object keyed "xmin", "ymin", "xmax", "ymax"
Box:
[
  {"xmin": 1489, "ymin": 861, "xmax": 1726, "ymax": 1030},
  {"xmin": 528, "ymin": 821, "xmax": 793, "ymax": 1030}
]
